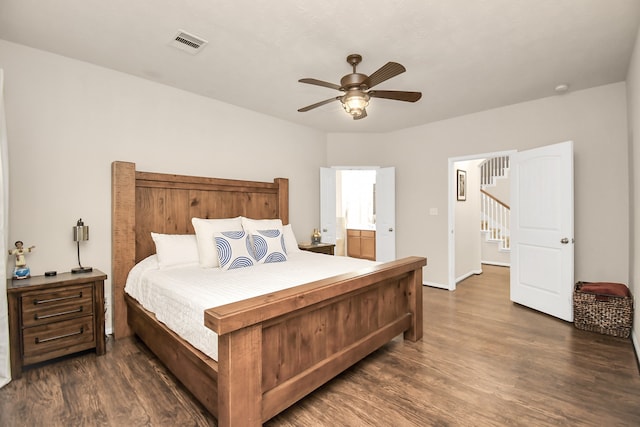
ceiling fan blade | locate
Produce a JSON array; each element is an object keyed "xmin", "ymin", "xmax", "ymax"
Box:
[
  {"xmin": 369, "ymin": 90, "xmax": 422, "ymax": 102},
  {"xmin": 298, "ymin": 78, "xmax": 342, "ymax": 91},
  {"xmin": 364, "ymin": 62, "xmax": 406, "ymax": 88},
  {"xmin": 298, "ymin": 97, "xmax": 340, "ymax": 112},
  {"xmin": 353, "ymin": 109, "xmax": 368, "ymax": 120}
]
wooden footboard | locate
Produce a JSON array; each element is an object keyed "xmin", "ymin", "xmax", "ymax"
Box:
[{"xmin": 205, "ymin": 256, "xmax": 425, "ymax": 426}]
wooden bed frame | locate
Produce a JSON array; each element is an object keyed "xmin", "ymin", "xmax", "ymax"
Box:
[{"xmin": 111, "ymin": 161, "xmax": 426, "ymax": 427}]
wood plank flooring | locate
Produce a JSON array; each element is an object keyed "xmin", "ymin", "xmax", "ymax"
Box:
[{"xmin": 1, "ymin": 265, "xmax": 638, "ymax": 426}]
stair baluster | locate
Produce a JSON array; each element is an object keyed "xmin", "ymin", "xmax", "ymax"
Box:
[{"xmin": 480, "ymin": 189, "xmax": 510, "ymax": 251}]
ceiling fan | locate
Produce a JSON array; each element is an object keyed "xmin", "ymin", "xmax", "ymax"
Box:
[{"xmin": 297, "ymin": 54, "xmax": 422, "ymax": 120}]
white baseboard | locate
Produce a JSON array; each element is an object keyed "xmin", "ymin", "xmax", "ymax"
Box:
[
  {"xmin": 481, "ymin": 260, "xmax": 511, "ymax": 267},
  {"xmin": 422, "ymin": 271, "xmax": 482, "ymax": 291},
  {"xmin": 423, "ymin": 280, "xmax": 449, "ymax": 290},
  {"xmin": 456, "ymin": 269, "xmax": 483, "ymax": 284}
]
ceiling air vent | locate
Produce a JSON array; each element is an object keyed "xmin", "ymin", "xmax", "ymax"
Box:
[{"xmin": 170, "ymin": 30, "xmax": 208, "ymax": 54}]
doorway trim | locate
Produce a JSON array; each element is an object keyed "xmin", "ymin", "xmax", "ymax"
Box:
[{"xmin": 448, "ymin": 149, "xmax": 517, "ymax": 291}]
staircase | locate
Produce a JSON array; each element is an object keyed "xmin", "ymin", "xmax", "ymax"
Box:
[
  {"xmin": 480, "ymin": 156, "xmax": 510, "ymax": 252},
  {"xmin": 480, "ymin": 155, "xmax": 509, "ymax": 187}
]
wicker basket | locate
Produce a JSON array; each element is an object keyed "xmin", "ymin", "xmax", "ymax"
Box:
[{"xmin": 573, "ymin": 282, "xmax": 633, "ymax": 338}]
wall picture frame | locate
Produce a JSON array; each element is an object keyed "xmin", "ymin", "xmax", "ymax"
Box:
[{"xmin": 457, "ymin": 169, "xmax": 466, "ymax": 201}]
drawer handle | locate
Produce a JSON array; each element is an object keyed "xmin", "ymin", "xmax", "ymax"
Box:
[
  {"xmin": 35, "ymin": 327, "xmax": 84, "ymax": 344},
  {"xmin": 34, "ymin": 292, "xmax": 83, "ymax": 305},
  {"xmin": 34, "ymin": 306, "xmax": 83, "ymax": 320}
]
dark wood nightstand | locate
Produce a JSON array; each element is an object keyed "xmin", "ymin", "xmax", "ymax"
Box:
[
  {"xmin": 7, "ymin": 269, "xmax": 107, "ymax": 378},
  {"xmin": 298, "ymin": 242, "xmax": 335, "ymax": 255}
]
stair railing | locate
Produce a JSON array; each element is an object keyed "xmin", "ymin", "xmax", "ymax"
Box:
[
  {"xmin": 480, "ymin": 155, "xmax": 510, "ymax": 187},
  {"xmin": 480, "ymin": 189, "xmax": 510, "ymax": 250}
]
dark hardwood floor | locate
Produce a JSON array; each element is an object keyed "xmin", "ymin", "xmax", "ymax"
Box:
[{"xmin": 1, "ymin": 265, "xmax": 639, "ymax": 426}]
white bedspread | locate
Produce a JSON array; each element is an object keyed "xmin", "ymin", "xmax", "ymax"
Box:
[{"xmin": 125, "ymin": 252, "xmax": 377, "ymax": 361}]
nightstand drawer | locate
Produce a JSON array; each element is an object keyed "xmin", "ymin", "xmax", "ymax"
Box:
[
  {"xmin": 21, "ymin": 284, "xmax": 94, "ymax": 327},
  {"xmin": 22, "ymin": 316, "xmax": 95, "ymax": 365}
]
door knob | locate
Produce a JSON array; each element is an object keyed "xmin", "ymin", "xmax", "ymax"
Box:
[
  {"xmin": 560, "ymin": 238, "xmax": 569, "ymax": 244},
  {"xmin": 389, "ymin": 228, "xmax": 394, "ymax": 232}
]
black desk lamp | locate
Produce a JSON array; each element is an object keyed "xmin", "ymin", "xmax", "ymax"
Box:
[{"xmin": 72, "ymin": 218, "xmax": 92, "ymax": 273}]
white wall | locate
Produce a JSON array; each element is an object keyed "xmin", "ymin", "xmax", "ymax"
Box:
[
  {"xmin": 454, "ymin": 159, "xmax": 482, "ymax": 281},
  {"xmin": 483, "ymin": 173, "xmax": 510, "ymax": 206},
  {"xmin": 328, "ymin": 82, "xmax": 629, "ymax": 288},
  {"xmin": 0, "ymin": 40, "xmax": 326, "ymax": 333},
  {"xmin": 625, "ymin": 25, "xmax": 640, "ymax": 359}
]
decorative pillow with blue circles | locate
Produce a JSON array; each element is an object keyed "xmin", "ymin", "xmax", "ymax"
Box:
[
  {"xmin": 214, "ymin": 230, "xmax": 256, "ymax": 270},
  {"xmin": 251, "ymin": 229, "xmax": 288, "ymax": 264}
]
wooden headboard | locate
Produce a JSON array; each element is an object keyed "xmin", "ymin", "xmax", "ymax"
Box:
[{"xmin": 111, "ymin": 161, "xmax": 289, "ymax": 338}]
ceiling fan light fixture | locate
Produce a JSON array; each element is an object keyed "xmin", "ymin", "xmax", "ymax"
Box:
[
  {"xmin": 341, "ymin": 91, "xmax": 370, "ymax": 117},
  {"xmin": 298, "ymin": 54, "xmax": 421, "ymax": 119}
]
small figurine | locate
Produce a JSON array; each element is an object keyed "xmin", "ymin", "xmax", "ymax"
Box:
[{"xmin": 8, "ymin": 240, "xmax": 35, "ymax": 279}]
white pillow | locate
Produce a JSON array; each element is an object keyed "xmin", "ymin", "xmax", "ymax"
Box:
[
  {"xmin": 251, "ymin": 229, "xmax": 288, "ymax": 264},
  {"xmin": 282, "ymin": 224, "xmax": 300, "ymax": 254},
  {"xmin": 150, "ymin": 233, "xmax": 199, "ymax": 269},
  {"xmin": 192, "ymin": 217, "xmax": 243, "ymax": 268},
  {"xmin": 241, "ymin": 217, "xmax": 283, "ymax": 234},
  {"xmin": 214, "ymin": 230, "xmax": 256, "ymax": 270}
]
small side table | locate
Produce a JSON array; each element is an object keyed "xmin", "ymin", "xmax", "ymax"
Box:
[
  {"xmin": 7, "ymin": 269, "xmax": 107, "ymax": 378},
  {"xmin": 298, "ymin": 242, "xmax": 335, "ymax": 255}
]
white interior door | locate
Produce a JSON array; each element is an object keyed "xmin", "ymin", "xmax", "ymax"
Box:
[
  {"xmin": 375, "ymin": 167, "xmax": 396, "ymax": 262},
  {"xmin": 510, "ymin": 141, "xmax": 574, "ymax": 321},
  {"xmin": 320, "ymin": 167, "xmax": 337, "ymax": 244}
]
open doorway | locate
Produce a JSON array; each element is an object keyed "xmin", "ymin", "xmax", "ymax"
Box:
[
  {"xmin": 449, "ymin": 142, "xmax": 575, "ymax": 322},
  {"xmin": 338, "ymin": 169, "xmax": 376, "ymax": 258},
  {"xmin": 447, "ymin": 150, "xmax": 515, "ymax": 291},
  {"xmin": 320, "ymin": 167, "xmax": 396, "ymax": 262}
]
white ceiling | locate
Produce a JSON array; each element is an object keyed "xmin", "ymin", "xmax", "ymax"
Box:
[{"xmin": 1, "ymin": 0, "xmax": 639, "ymax": 133}]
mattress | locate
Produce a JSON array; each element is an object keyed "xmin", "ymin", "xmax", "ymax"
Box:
[{"xmin": 125, "ymin": 251, "xmax": 377, "ymax": 361}]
